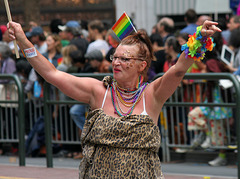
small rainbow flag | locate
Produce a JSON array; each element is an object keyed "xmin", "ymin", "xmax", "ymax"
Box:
[{"xmin": 112, "ymin": 12, "xmax": 137, "ymax": 40}]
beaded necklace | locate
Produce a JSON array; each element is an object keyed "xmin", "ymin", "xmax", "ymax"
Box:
[{"xmin": 110, "ymin": 77, "xmax": 148, "ymax": 116}]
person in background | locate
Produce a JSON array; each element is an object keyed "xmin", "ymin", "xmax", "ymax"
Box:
[
  {"xmin": 104, "ymin": 29, "xmax": 120, "ymax": 73},
  {"xmin": 58, "ymin": 20, "xmax": 89, "ymax": 54},
  {"xmin": 221, "ymin": 15, "xmax": 240, "ymax": 44},
  {"xmin": 218, "ymin": 17, "xmax": 230, "ymax": 45},
  {"xmin": 0, "ymin": 25, "xmax": 7, "ymax": 39},
  {"xmin": 16, "ymin": 60, "xmax": 32, "ymax": 91},
  {"xmin": 180, "ymin": 9, "xmax": 198, "ymax": 35},
  {"xmin": 163, "ymin": 36, "xmax": 181, "ymax": 72},
  {"xmin": 157, "ymin": 17, "xmax": 175, "ymax": 44},
  {"xmin": 149, "ymin": 32, "xmax": 165, "ymax": 75},
  {"xmin": 7, "ymin": 20, "xmax": 220, "ymax": 178},
  {"xmin": 27, "ymin": 26, "xmax": 47, "ymax": 55},
  {"xmin": 176, "ymin": 32, "xmax": 189, "ymax": 46},
  {"xmin": 227, "ymin": 28, "xmax": 240, "ymax": 70},
  {"xmin": 151, "ymin": 24, "xmax": 158, "ymax": 35},
  {"xmin": 0, "ymin": 41, "xmax": 17, "ymax": 155},
  {"xmin": 188, "ymin": 32, "xmax": 232, "ymax": 166},
  {"xmin": 28, "ymin": 21, "xmax": 38, "ymax": 31},
  {"xmin": 57, "ymin": 44, "xmax": 78, "ymax": 72},
  {"xmin": 84, "ymin": 49, "xmax": 104, "ymax": 73},
  {"xmin": 227, "ymin": 15, "xmax": 240, "ymax": 32},
  {"xmin": 50, "ymin": 19, "xmax": 63, "ymax": 35},
  {"xmin": 1, "ymin": 25, "xmax": 20, "ymax": 57},
  {"xmin": 66, "ymin": 49, "xmax": 86, "ymax": 74},
  {"xmin": 87, "ymin": 20, "xmax": 110, "ymax": 57},
  {"xmin": 68, "ymin": 49, "xmax": 87, "ymax": 159},
  {"xmin": 105, "ymin": 29, "xmax": 120, "ymax": 63},
  {"xmin": 0, "ymin": 42, "xmax": 16, "ymax": 83},
  {"xmin": 196, "ymin": 15, "xmax": 212, "ymax": 26},
  {"xmin": 15, "ymin": 59, "xmax": 33, "ymax": 134},
  {"xmin": 43, "ymin": 34, "xmax": 62, "ymax": 67}
]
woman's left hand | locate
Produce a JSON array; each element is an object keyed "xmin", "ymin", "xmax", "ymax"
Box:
[{"xmin": 201, "ymin": 20, "xmax": 222, "ymax": 37}]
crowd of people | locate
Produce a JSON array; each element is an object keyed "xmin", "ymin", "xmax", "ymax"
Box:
[{"xmin": 0, "ymin": 8, "xmax": 239, "ymax": 175}]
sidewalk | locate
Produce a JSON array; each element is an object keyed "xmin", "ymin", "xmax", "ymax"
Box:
[{"xmin": 0, "ymin": 156, "xmax": 237, "ymax": 179}]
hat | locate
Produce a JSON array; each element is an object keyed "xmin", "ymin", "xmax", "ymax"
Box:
[
  {"xmin": 84, "ymin": 50, "xmax": 103, "ymax": 62},
  {"xmin": 28, "ymin": 26, "xmax": 44, "ymax": 37},
  {"xmin": 0, "ymin": 25, "xmax": 7, "ymax": 34},
  {"xmin": 58, "ymin": 20, "xmax": 81, "ymax": 31}
]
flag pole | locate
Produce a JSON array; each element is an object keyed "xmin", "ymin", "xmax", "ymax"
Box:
[{"xmin": 4, "ymin": 0, "xmax": 20, "ymax": 59}]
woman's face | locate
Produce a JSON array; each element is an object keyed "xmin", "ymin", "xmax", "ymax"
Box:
[
  {"xmin": 177, "ymin": 36, "xmax": 187, "ymax": 46},
  {"xmin": 112, "ymin": 44, "xmax": 144, "ymax": 82},
  {"xmin": 46, "ymin": 35, "xmax": 56, "ymax": 51},
  {"xmin": 164, "ymin": 43, "xmax": 170, "ymax": 54}
]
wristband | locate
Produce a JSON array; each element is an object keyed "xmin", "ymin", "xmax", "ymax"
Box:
[{"xmin": 22, "ymin": 47, "xmax": 37, "ymax": 58}]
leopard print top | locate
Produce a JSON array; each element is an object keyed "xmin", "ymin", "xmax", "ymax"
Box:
[{"xmin": 79, "ymin": 108, "xmax": 164, "ymax": 179}]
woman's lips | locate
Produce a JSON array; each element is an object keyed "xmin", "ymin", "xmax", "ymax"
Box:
[{"xmin": 114, "ymin": 68, "xmax": 121, "ymax": 73}]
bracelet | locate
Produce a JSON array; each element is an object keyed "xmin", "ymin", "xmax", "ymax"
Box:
[
  {"xmin": 181, "ymin": 26, "xmax": 214, "ymax": 61},
  {"xmin": 22, "ymin": 47, "xmax": 37, "ymax": 58}
]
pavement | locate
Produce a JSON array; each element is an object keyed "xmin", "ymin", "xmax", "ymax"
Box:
[{"xmin": 0, "ymin": 156, "xmax": 238, "ymax": 179}]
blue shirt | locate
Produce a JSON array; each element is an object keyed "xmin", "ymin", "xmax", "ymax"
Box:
[
  {"xmin": 234, "ymin": 66, "xmax": 240, "ymax": 76},
  {"xmin": 180, "ymin": 24, "xmax": 198, "ymax": 35}
]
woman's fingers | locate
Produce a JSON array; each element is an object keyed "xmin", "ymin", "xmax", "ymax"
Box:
[
  {"xmin": 7, "ymin": 21, "xmax": 26, "ymax": 42},
  {"xmin": 7, "ymin": 22, "xmax": 16, "ymax": 40},
  {"xmin": 201, "ymin": 20, "xmax": 222, "ymax": 37}
]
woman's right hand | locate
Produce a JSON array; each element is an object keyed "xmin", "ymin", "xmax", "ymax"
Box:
[{"xmin": 7, "ymin": 22, "xmax": 28, "ymax": 44}]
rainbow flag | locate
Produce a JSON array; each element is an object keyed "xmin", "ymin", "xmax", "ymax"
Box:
[{"xmin": 112, "ymin": 12, "xmax": 136, "ymax": 40}]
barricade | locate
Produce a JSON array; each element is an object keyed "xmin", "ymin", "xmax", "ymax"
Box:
[
  {"xmin": 43, "ymin": 73, "xmax": 112, "ymax": 167},
  {"xmin": 1, "ymin": 73, "xmax": 240, "ymax": 178},
  {"xmin": 154, "ymin": 73, "xmax": 240, "ymax": 178},
  {"xmin": 0, "ymin": 74, "xmax": 25, "ymax": 166}
]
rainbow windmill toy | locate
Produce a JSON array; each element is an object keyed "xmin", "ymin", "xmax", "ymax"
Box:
[{"xmin": 112, "ymin": 12, "xmax": 137, "ymax": 41}]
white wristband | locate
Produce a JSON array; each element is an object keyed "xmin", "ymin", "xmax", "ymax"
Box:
[{"xmin": 23, "ymin": 47, "xmax": 37, "ymax": 58}]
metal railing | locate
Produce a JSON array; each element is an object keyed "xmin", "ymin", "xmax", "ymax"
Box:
[
  {"xmin": 43, "ymin": 73, "xmax": 112, "ymax": 167},
  {"xmin": 0, "ymin": 74, "xmax": 25, "ymax": 166},
  {"xmin": 0, "ymin": 73, "xmax": 240, "ymax": 178},
  {"xmin": 154, "ymin": 73, "xmax": 240, "ymax": 178}
]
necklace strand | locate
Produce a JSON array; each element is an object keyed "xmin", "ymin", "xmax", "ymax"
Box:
[{"xmin": 111, "ymin": 79, "xmax": 148, "ymax": 116}]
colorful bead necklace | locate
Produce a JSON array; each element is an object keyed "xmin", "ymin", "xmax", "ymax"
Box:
[{"xmin": 110, "ymin": 76, "xmax": 148, "ymax": 117}]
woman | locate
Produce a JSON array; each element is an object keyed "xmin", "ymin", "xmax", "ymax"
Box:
[
  {"xmin": 43, "ymin": 33, "xmax": 62, "ymax": 67},
  {"xmin": 57, "ymin": 44, "xmax": 78, "ymax": 72},
  {"xmin": 0, "ymin": 42, "xmax": 16, "ymax": 83},
  {"xmin": 7, "ymin": 20, "xmax": 220, "ymax": 178},
  {"xmin": 163, "ymin": 36, "xmax": 181, "ymax": 72}
]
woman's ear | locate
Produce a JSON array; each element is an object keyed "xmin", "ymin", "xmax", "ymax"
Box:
[{"xmin": 138, "ymin": 60, "xmax": 147, "ymax": 73}]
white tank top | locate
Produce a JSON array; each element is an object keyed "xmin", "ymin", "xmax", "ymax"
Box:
[{"xmin": 101, "ymin": 85, "xmax": 148, "ymax": 115}]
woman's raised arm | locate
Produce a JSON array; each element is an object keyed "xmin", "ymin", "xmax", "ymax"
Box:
[
  {"xmin": 7, "ymin": 21, "xmax": 99, "ymax": 104},
  {"xmin": 151, "ymin": 20, "xmax": 222, "ymax": 104}
]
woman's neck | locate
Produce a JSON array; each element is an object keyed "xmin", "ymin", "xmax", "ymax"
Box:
[
  {"xmin": 48, "ymin": 49, "xmax": 56, "ymax": 58},
  {"xmin": 116, "ymin": 78, "xmax": 140, "ymax": 91}
]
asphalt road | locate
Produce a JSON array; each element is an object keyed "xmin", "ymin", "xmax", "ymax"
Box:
[{"xmin": 0, "ymin": 156, "xmax": 238, "ymax": 179}]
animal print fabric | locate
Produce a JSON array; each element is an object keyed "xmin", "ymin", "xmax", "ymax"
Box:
[{"xmin": 79, "ymin": 108, "xmax": 165, "ymax": 179}]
